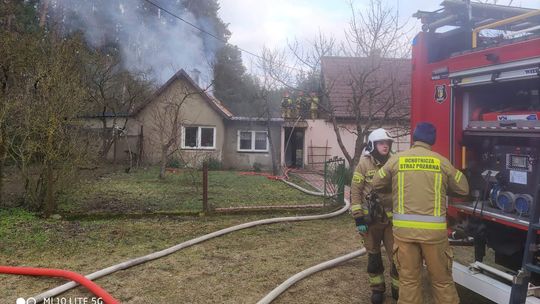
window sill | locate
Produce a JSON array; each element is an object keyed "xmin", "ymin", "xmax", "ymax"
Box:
[
  {"xmin": 237, "ymin": 150, "xmax": 269, "ymax": 154},
  {"xmin": 181, "ymin": 147, "xmax": 216, "ymax": 151}
]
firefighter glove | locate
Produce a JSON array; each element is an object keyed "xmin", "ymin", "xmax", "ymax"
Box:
[{"xmin": 355, "ymin": 217, "xmax": 368, "ymax": 234}]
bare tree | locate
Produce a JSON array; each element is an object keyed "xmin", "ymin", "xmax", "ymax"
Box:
[
  {"xmin": 281, "ymin": 0, "xmax": 411, "ymax": 171},
  {"xmin": 86, "ymin": 54, "xmax": 153, "ymax": 160},
  {"xmin": 2, "ymin": 33, "xmax": 90, "ymax": 216},
  {"xmin": 149, "ymin": 78, "xmax": 212, "ymax": 179},
  {"xmin": 252, "ymin": 47, "xmax": 290, "ymax": 176}
]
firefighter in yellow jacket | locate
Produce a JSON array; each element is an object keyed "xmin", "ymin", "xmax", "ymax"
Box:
[
  {"xmin": 351, "ymin": 128, "xmax": 399, "ymax": 303},
  {"xmin": 372, "ymin": 122, "xmax": 469, "ymax": 304}
]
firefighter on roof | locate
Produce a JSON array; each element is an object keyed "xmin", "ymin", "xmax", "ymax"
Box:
[
  {"xmin": 372, "ymin": 122, "xmax": 469, "ymax": 304},
  {"xmin": 350, "ymin": 128, "xmax": 399, "ymax": 303},
  {"xmin": 310, "ymin": 92, "xmax": 319, "ymax": 119},
  {"xmin": 281, "ymin": 91, "xmax": 292, "ymax": 118}
]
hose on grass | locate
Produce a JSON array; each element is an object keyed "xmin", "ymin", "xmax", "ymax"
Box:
[
  {"xmin": 257, "ymin": 248, "xmax": 367, "ymax": 304},
  {"xmin": 31, "ymin": 189, "xmax": 350, "ymax": 302},
  {"xmin": 280, "ymin": 179, "xmax": 329, "ymax": 197}
]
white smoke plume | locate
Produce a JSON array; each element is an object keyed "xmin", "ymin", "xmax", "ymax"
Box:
[{"xmin": 46, "ymin": 0, "xmax": 220, "ymax": 84}]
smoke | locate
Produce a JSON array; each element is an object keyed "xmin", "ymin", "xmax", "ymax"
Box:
[{"xmin": 47, "ymin": 0, "xmax": 221, "ymax": 84}]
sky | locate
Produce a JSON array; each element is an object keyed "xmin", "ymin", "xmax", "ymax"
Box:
[{"xmin": 219, "ymin": 0, "xmax": 540, "ymax": 66}]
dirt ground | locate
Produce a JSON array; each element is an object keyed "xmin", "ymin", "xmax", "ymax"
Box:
[{"xmin": 0, "ymin": 212, "xmax": 495, "ymax": 304}]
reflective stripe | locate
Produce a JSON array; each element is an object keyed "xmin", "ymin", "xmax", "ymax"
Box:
[
  {"xmin": 378, "ymin": 168, "xmax": 387, "ymax": 178},
  {"xmin": 363, "ymin": 209, "xmax": 369, "ymax": 215},
  {"xmin": 351, "ymin": 205, "xmax": 362, "ymax": 212},
  {"xmin": 391, "ymin": 278, "xmax": 400, "ymax": 288},
  {"xmin": 397, "ymin": 172, "xmax": 404, "ymax": 214},
  {"xmin": 352, "ymin": 172, "xmax": 364, "ymax": 184},
  {"xmin": 393, "ymin": 214, "xmax": 446, "ymax": 223},
  {"xmin": 386, "ymin": 211, "xmax": 393, "ymax": 218},
  {"xmin": 368, "ymin": 274, "xmax": 385, "ymax": 285},
  {"xmin": 455, "ymin": 171, "xmax": 463, "ymax": 183},
  {"xmin": 434, "ymin": 173, "xmax": 442, "ymax": 216},
  {"xmin": 393, "ymin": 220, "xmax": 447, "ymax": 230}
]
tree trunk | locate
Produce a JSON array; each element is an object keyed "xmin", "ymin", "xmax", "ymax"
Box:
[
  {"xmin": 159, "ymin": 146, "xmax": 167, "ymax": 179},
  {"xmin": 39, "ymin": 0, "xmax": 50, "ymax": 28},
  {"xmin": 44, "ymin": 163, "xmax": 55, "ymax": 217},
  {"xmin": 266, "ymin": 122, "xmax": 280, "ymax": 176},
  {"xmin": 0, "ymin": 146, "xmax": 4, "ymax": 207},
  {"xmin": 0, "ymin": 126, "xmax": 5, "ymax": 206},
  {"xmin": 330, "ymin": 115, "xmax": 353, "ymax": 166}
]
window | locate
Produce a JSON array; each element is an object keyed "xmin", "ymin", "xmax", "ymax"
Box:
[
  {"xmin": 237, "ymin": 131, "xmax": 268, "ymax": 152},
  {"xmin": 182, "ymin": 126, "xmax": 216, "ymax": 149}
]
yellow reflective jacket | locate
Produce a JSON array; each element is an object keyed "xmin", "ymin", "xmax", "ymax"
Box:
[
  {"xmin": 350, "ymin": 153, "xmax": 392, "ymax": 221},
  {"xmin": 372, "ymin": 141, "xmax": 469, "ymax": 243}
]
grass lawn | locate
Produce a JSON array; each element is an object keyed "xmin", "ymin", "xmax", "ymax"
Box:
[
  {"xmin": 56, "ymin": 167, "xmax": 322, "ymax": 215},
  {"xmin": 0, "ymin": 209, "xmax": 493, "ymax": 304}
]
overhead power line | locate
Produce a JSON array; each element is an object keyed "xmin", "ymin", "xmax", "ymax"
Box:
[
  {"xmin": 142, "ymin": 0, "xmax": 304, "ymax": 73},
  {"xmin": 143, "ymin": 0, "xmax": 264, "ymax": 61}
]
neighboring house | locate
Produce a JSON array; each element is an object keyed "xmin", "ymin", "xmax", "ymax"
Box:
[{"xmin": 280, "ymin": 56, "xmax": 411, "ymax": 170}]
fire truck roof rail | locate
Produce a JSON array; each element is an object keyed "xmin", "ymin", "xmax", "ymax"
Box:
[{"xmin": 414, "ymin": 0, "xmax": 539, "ymax": 33}]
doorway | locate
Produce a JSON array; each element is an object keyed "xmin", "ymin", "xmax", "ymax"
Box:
[{"xmin": 284, "ymin": 127, "xmax": 305, "ymax": 168}]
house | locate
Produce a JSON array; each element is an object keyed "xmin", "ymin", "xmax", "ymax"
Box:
[
  {"xmin": 82, "ymin": 69, "xmax": 282, "ymax": 170},
  {"xmin": 83, "ymin": 55, "xmax": 410, "ymax": 171},
  {"xmin": 279, "ymin": 56, "xmax": 411, "ymax": 170}
]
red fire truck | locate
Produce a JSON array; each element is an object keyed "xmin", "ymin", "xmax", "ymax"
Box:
[{"xmin": 412, "ymin": 1, "xmax": 540, "ymax": 303}]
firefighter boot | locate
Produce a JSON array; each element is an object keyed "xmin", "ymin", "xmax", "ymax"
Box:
[
  {"xmin": 371, "ymin": 291, "xmax": 384, "ymax": 304},
  {"xmin": 367, "ymin": 252, "xmax": 385, "ymax": 303}
]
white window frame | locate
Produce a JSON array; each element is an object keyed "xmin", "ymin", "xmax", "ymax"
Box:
[
  {"xmin": 181, "ymin": 126, "xmax": 216, "ymax": 150},
  {"xmin": 237, "ymin": 130, "xmax": 269, "ymax": 152}
]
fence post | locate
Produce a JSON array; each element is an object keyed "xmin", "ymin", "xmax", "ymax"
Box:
[
  {"xmin": 337, "ymin": 160, "xmax": 345, "ymax": 205},
  {"xmin": 202, "ymin": 161, "xmax": 209, "ymax": 214},
  {"xmin": 323, "ymin": 160, "xmax": 328, "ymax": 200}
]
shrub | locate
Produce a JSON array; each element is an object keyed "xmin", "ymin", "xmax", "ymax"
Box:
[
  {"xmin": 206, "ymin": 157, "xmax": 222, "ymax": 171},
  {"xmin": 252, "ymin": 162, "xmax": 262, "ymax": 172},
  {"xmin": 166, "ymin": 157, "xmax": 184, "ymax": 169}
]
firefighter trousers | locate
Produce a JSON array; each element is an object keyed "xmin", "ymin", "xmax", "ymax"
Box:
[
  {"xmin": 363, "ymin": 221, "xmax": 399, "ymax": 294},
  {"xmin": 393, "ymin": 238, "xmax": 459, "ymax": 304}
]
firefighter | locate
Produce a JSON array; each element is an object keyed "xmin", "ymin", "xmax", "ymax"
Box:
[
  {"xmin": 296, "ymin": 91, "xmax": 305, "ymax": 118},
  {"xmin": 372, "ymin": 122, "xmax": 469, "ymax": 304},
  {"xmin": 310, "ymin": 92, "xmax": 319, "ymax": 119},
  {"xmin": 350, "ymin": 128, "xmax": 399, "ymax": 304},
  {"xmin": 281, "ymin": 91, "xmax": 291, "ymax": 118}
]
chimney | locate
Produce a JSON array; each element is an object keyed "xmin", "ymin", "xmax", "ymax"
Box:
[{"xmin": 190, "ymin": 68, "xmax": 201, "ymax": 86}]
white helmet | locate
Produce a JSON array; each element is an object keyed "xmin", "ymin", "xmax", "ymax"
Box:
[{"xmin": 366, "ymin": 128, "xmax": 393, "ymax": 153}]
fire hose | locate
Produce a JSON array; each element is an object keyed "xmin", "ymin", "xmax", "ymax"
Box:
[
  {"xmin": 257, "ymin": 248, "xmax": 367, "ymax": 304},
  {"xmin": 0, "ymin": 266, "xmax": 119, "ymax": 304},
  {"xmin": 30, "ymin": 188, "xmax": 350, "ymax": 302}
]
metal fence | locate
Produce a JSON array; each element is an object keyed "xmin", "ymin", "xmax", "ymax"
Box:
[{"xmin": 323, "ymin": 157, "xmax": 346, "ymax": 205}]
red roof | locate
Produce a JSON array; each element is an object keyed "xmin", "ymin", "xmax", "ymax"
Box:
[{"xmin": 321, "ymin": 56, "xmax": 411, "ymax": 120}]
